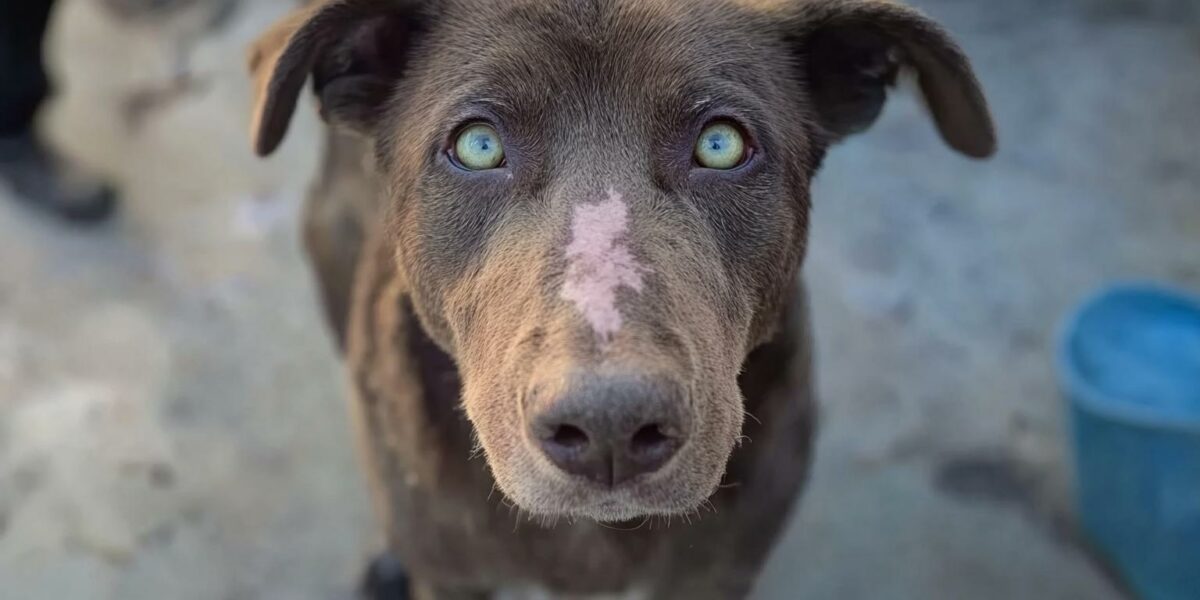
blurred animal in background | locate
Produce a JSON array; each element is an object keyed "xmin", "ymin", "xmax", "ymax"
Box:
[
  {"xmin": 0, "ymin": 0, "xmax": 249, "ymax": 222},
  {"xmin": 0, "ymin": 1, "xmax": 117, "ymax": 222},
  {"xmin": 94, "ymin": 0, "xmax": 242, "ymax": 129}
]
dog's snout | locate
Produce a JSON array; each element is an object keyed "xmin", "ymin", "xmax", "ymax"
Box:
[{"xmin": 529, "ymin": 375, "xmax": 689, "ymax": 487}]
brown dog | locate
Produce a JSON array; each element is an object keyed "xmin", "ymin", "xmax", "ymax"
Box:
[{"xmin": 248, "ymin": 0, "xmax": 994, "ymax": 597}]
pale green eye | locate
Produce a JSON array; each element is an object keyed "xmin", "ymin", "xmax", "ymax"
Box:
[
  {"xmin": 694, "ymin": 122, "xmax": 747, "ymax": 170},
  {"xmin": 453, "ymin": 123, "xmax": 505, "ymax": 170}
]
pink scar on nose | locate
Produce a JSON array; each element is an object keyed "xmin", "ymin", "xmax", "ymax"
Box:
[{"xmin": 561, "ymin": 188, "xmax": 647, "ymax": 344}]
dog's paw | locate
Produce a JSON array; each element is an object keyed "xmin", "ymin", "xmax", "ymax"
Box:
[{"xmin": 358, "ymin": 552, "xmax": 411, "ymax": 600}]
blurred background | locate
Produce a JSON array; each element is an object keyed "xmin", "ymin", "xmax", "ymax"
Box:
[{"xmin": 0, "ymin": 0, "xmax": 1197, "ymax": 598}]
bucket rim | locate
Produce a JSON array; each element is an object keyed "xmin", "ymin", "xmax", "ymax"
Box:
[{"xmin": 1056, "ymin": 281, "xmax": 1200, "ymax": 434}]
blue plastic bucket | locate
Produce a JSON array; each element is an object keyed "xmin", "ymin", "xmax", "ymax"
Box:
[{"xmin": 1058, "ymin": 283, "xmax": 1200, "ymax": 600}]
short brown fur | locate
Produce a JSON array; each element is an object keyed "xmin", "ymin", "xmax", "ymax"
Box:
[{"xmin": 248, "ymin": 0, "xmax": 993, "ymax": 597}]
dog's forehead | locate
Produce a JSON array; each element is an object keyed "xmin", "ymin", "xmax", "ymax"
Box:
[{"xmin": 430, "ymin": 0, "xmax": 777, "ymax": 94}]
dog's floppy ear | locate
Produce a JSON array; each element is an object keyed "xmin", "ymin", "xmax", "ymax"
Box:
[
  {"xmin": 785, "ymin": 0, "xmax": 995, "ymax": 158},
  {"xmin": 247, "ymin": 0, "xmax": 428, "ymax": 156}
]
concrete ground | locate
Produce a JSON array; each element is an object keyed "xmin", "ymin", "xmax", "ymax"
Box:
[{"xmin": 1, "ymin": 0, "xmax": 1196, "ymax": 598}]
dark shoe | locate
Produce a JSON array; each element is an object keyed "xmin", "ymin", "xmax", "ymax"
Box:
[
  {"xmin": 0, "ymin": 132, "xmax": 118, "ymax": 224},
  {"xmin": 359, "ymin": 552, "xmax": 411, "ymax": 600}
]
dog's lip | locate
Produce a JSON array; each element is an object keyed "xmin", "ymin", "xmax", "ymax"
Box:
[{"xmin": 558, "ymin": 481, "xmax": 711, "ymax": 522}]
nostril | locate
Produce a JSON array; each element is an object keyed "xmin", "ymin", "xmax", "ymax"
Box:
[
  {"xmin": 550, "ymin": 424, "xmax": 590, "ymax": 450},
  {"xmin": 612, "ymin": 421, "xmax": 682, "ymax": 485},
  {"xmin": 628, "ymin": 422, "xmax": 682, "ymax": 468},
  {"xmin": 536, "ymin": 421, "xmax": 609, "ymax": 484},
  {"xmin": 630, "ymin": 423, "xmax": 671, "ymax": 453}
]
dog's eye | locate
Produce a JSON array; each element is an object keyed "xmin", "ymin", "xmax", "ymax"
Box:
[
  {"xmin": 452, "ymin": 123, "xmax": 506, "ymax": 170},
  {"xmin": 694, "ymin": 121, "xmax": 748, "ymax": 170}
]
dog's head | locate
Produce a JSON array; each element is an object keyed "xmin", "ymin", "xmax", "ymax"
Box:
[{"xmin": 249, "ymin": 0, "xmax": 993, "ymax": 522}]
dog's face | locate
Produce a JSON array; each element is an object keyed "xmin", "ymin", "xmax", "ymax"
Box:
[{"xmin": 250, "ymin": 0, "xmax": 993, "ymax": 522}]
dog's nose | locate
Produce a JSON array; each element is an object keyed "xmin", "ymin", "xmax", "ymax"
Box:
[{"xmin": 529, "ymin": 374, "xmax": 689, "ymax": 487}]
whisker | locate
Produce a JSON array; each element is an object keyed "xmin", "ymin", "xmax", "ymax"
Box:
[
  {"xmin": 743, "ymin": 409, "xmax": 763, "ymax": 426},
  {"xmin": 468, "ymin": 437, "xmax": 486, "ymax": 460}
]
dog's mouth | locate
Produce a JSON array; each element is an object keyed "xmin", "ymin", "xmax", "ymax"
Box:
[
  {"xmin": 506, "ymin": 437, "xmax": 720, "ymax": 523},
  {"xmin": 560, "ymin": 489, "xmax": 698, "ymax": 524}
]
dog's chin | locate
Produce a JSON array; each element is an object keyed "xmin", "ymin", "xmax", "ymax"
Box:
[
  {"xmin": 507, "ymin": 479, "xmax": 718, "ymax": 524},
  {"xmin": 566, "ymin": 501, "xmax": 697, "ymax": 524}
]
